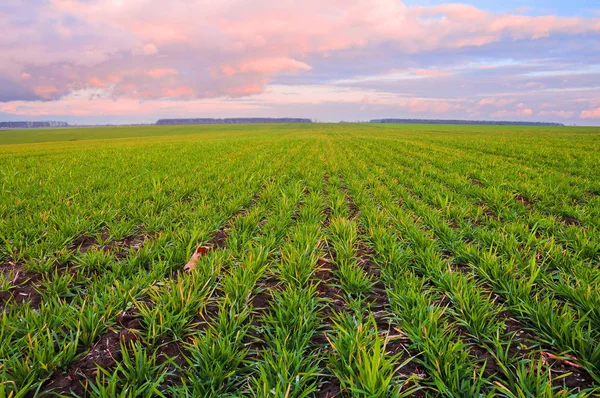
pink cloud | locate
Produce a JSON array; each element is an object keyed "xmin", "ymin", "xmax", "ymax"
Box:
[
  {"xmin": 2, "ymin": 0, "xmax": 600, "ymax": 119},
  {"xmin": 581, "ymin": 108, "xmax": 600, "ymax": 119},
  {"xmin": 87, "ymin": 77, "xmax": 105, "ymax": 88},
  {"xmin": 477, "ymin": 65, "xmax": 499, "ymax": 70},
  {"xmin": 147, "ymin": 68, "xmax": 179, "ymax": 78},
  {"xmin": 230, "ymin": 83, "xmax": 264, "ymax": 96},
  {"xmin": 0, "ymin": 88, "xmax": 267, "ymax": 117},
  {"xmin": 522, "ymin": 82, "xmax": 545, "ymax": 89},
  {"xmin": 537, "ymin": 110, "xmax": 575, "ymax": 119},
  {"xmin": 492, "ymin": 103, "xmax": 534, "ymax": 118},
  {"xmin": 128, "ymin": 22, "xmax": 189, "ymax": 44},
  {"xmin": 413, "ymin": 4, "xmax": 487, "ymax": 22},
  {"xmin": 478, "ymin": 97, "xmax": 517, "ymax": 107},
  {"xmin": 48, "ymin": 0, "xmax": 600, "ymax": 76},
  {"xmin": 222, "ymin": 57, "xmax": 312, "ymax": 75},
  {"xmin": 519, "ymin": 108, "xmax": 534, "ymax": 116},
  {"xmin": 161, "ymin": 87, "xmax": 193, "ymax": 98},
  {"xmin": 120, "ymin": 83, "xmax": 136, "ymax": 92},
  {"xmin": 488, "ymin": 15, "xmax": 586, "ymax": 40},
  {"xmin": 143, "ymin": 43, "xmax": 158, "ymax": 55},
  {"xmin": 413, "ymin": 69, "xmax": 453, "ymax": 78},
  {"xmin": 34, "ymin": 85, "xmax": 59, "ymax": 99},
  {"xmin": 397, "ymin": 98, "xmax": 459, "ymax": 114}
]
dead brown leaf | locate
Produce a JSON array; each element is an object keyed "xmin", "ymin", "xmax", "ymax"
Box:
[{"xmin": 184, "ymin": 245, "xmax": 211, "ymax": 271}]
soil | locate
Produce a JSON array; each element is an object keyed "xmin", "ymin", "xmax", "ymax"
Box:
[
  {"xmin": 315, "ymin": 380, "xmax": 344, "ymax": 397},
  {"xmin": 340, "ymin": 184, "xmax": 359, "ymax": 220},
  {"xmin": 354, "ymin": 239, "xmax": 392, "ymax": 331},
  {"xmin": 246, "ymin": 276, "xmax": 283, "ymax": 358},
  {"xmin": 448, "ymin": 219, "xmax": 460, "ymax": 229},
  {"xmin": 0, "ymin": 262, "xmax": 43, "ymax": 309},
  {"xmin": 515, "ymin": 194, "xmax": 534, "ymax": 208},
  {"xmin": 501, "ymin": 313, "xmax": 597, "ymax": 391},
  {"xmin": 327, "ymin": 184, "xmax": 429, "ymax": 394},
  {"xmin": 43, "ymin": 329, "xmax": 122, "ymax": 396},
  {"xmin": 29, "ymin": 186, "xmax": 283, "ymax": 396},
  {"xmin": 156, "ymin": 340, "xmax": 188, "ymax": 388},
  {"xmin": 482, "ymin": 206, "xmax": 499, "ymax": 221},
  {"xmin": 471, "ymin": 179, "xmax": 484, "ymax": 187},
  {"xmin": 452, "ymin": 278, "xmax": 598, "ymax": 391},
  {"xmin": 42, "ymin": 308, "xmax": 142, "ymax": 396},
  {"xmin": 251, "ymin": 290, "xmax": 273, "ymax": 311},
  {"xmin": 558, "ymin": 216, "xmax": 580, "ymax": 226},
  {"xmin": 70, "ymin": 226, "xmax": 149, "ymax": 258},
  {"xmin": 205, "ymin": 187, "xmax": 265, "ymax": 250},
  {"xmin": 545, "ymin": 355, "xmax": 596, "ymax": 392},
  {"xmin": 193, "ymin": 301, "xmax": 220, "ymax": 332},
  {"xmin": 441, "ymin": 262, "xmax": 595, "ymax": 392},
  {"xmin": 314, "ymin": 266, "xmax": 346, "ymax": 319}
]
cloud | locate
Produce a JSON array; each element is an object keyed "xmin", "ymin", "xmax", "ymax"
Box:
[
  {"xmin": 478, "ymin": 97, "xmax": 517, "ymax": 107},
  {"xmin": 34, "ymin": 85, "xmax": 59, "ymax": 99},
  {"xmin": 142, "ymin": 43, "xmax": 158, "ymax": 55},
  {"xmin": 87, "ymin": 77, "xmax": 105, "ymax": 88},
  {"xmin": 0, "ymin": 0, "xmax": 599, "ymax": 123},
  {"xmin": 0, "ymin": 88, "xmax": 267, "ymax": 117},
  {"xmin": 222, "ymin": 57, "xmax": 312, "ymax": 76},
  {"xmin": 397, "ymin": 98, "xmax": 459, "ymax": 114},
  {"xmin": 492, "ymin": 103, "xmax": 534, "ymax": 118},
  {"xmin": 581, "ymin": 108, "xmax": 600, "ymax": 119},
  {"xmin": 147, "ymin": 68, "xmax": 179, "ymax": 78},
  {"xmin": 537, "ymin": 110, "xmax": 575, "ymax": 119},
  {"xmin": 161, "ymin": 86, "xmax": 193, "ymax": 98},
  {"xmin": 2, "ymin": 0, "xmax": 599, "ymax": 102},
  {"xmin": 413, "ymin": 69, "xmax": 453, "ymax": 78},
  {"xmin": 522, "ymin": 82, "xmax": 545, "ymax": 90},
  {"xmin": 230, "ymin": 83, "xmax": 264, "ymax": 95}
]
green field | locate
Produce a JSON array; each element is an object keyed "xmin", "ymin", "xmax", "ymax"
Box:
[{"xmin": 1, "ymin": 123, "xmax": 600, "ymax": 397}]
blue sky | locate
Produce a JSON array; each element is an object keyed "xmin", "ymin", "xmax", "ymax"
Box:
[
  {"xmin": 1, "ymin": 0, "xmax": 599, "ymax": 125},
  {"xmin": 404, "ymin": 0, "xmax": 598, "ymax": 15}
]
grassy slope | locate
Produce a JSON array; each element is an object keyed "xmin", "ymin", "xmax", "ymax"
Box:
[
  {"xmin": 0, "ymin": 124, "xmax": 315, "ymax": 145},
  {"xmin": 1, "ymin": 122, "xmax": 599, "ymax": 146}
]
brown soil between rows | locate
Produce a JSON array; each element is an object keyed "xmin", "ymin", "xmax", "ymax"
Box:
[
  {"xmin": 557, "ymin": 216, "xmax": 580, "ymax": 226},
  {"xmin": 432, "ymin": 211, "xmax": 598, "ymax": 391},
  {"xmin": 40, "ymin": 203, "xmax": 260, "ymax": 396},
  {"xmin": 199, "ymin": 187, "xmax": 266, "ymax": 252},
  {"xmin": 320, "ymin": 180, "xmax": 427, "ymax": 396},
  {"xmin": 1, "ymin": 228, "xmax": 152, "ymax": 313},
  {"xmin": 390, "ymin": 181, "xmax": 598, "ymax": 392},
  {"xmin": 43, "ymin": 308, "xmax": 142, "ymax": 396},
  {"xmin": 246, "ymin": 276, "xmax": 282, "ymax": 357},
  {"xmin": 313, "ymin": 178, "xmax": 345, "ymax": 397},
  {"xmin": 515, "ymin": 193, "xmax": 534, "ymax": 208},
  {"xmin": 70, "ymin": 226, "xmax": 149, "ymax": 257},
  {"xmin": 0, "ymin": 262, "xmax": 43, "ymax": 310}
]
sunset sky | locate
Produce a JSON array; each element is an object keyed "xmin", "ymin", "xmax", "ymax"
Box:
[{"xmin": 1, "ymin": 0, "xmax": 600, "ymax": 124}]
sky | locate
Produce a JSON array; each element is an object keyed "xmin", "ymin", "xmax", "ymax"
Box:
[{"xmin": 1, "ymin": 0, "xmax": 600, "ymax": 125}]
